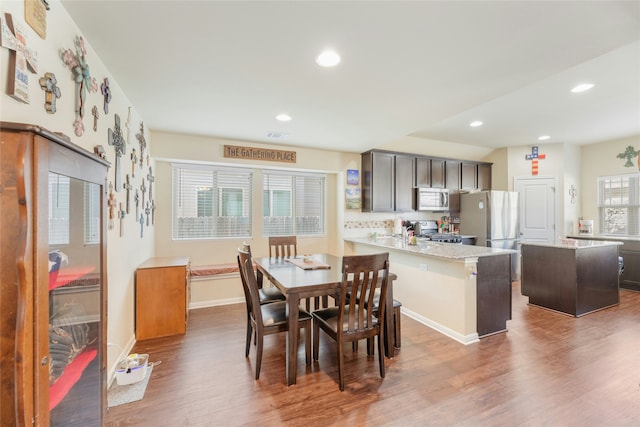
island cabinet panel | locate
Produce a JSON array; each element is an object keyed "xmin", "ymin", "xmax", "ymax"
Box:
[
  {"xmin": 521, "ymin": 242, "xmax": 620, "ymax": 316},
  {"xmin": 619, "ymin": 249, "xmax": 640, "ymax": 291},
  {"xmin": 476, "ymin": 254, "xmax": 512, "ymax": 337},
  {"xmin": 135, "ymin": 257, "xmax": 191, "ymax": 340}
]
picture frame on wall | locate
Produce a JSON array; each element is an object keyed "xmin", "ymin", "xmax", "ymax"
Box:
[
  {"xmin": 345, "ymin": 188, "xmax": 361, "ymax": 209},
  {"xmin": 347, "ymin": 169, "xmax": 359, "ymax": 185}
]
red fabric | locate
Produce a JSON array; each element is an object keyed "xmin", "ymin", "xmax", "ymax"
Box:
[
  {"xmin": 49, "ymin": 266, "xmax": 96, "ymax": 290},
  {"xmin": 49, "ymin": 349, "xmax": 97, "ymax": 411}
]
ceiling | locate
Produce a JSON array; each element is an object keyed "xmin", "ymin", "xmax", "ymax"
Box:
[{"xmin": 60, "ymin": 1, "xmax": 640, "ymax": 154}]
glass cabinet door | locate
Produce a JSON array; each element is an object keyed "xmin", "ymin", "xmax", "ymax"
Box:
[{"xmin": 48, "ymin": 172, "xmax": 102, "ymax": 426}]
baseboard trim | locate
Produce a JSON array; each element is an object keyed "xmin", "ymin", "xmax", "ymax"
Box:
[
  {"xmin": 401, "ymin": 307, "xmax": 480, "ymax": 345},
  {"xmin": 189, "ymin": 297, "xmax": 244, "ymax": 310}
]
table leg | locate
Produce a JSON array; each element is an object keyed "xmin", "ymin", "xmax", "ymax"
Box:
[{"xmin": 286, "ymin": 294, "xmax": 299, "ymax": 385}]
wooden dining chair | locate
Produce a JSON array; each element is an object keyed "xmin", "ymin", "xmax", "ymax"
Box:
[
  {"xmin": 237, "ymin": 247, "xmax": 311, "ymax": 380},
  {"xmin": 312, "ymin": 252, "xmax": 390, "ymax": 391},
  {"xmin": 240, "ymin": 242, "xmax": 285, "ymax": 304},
  {"xmin": 268, "ymin": 236, "xmax": 297, "ymax": 258}
]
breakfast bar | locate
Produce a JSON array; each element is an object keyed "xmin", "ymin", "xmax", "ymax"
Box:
[{"xmin": 345, "ymin": 236, "xmax": 515, "ymax": 344}]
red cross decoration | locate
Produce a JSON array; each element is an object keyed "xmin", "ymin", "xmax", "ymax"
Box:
[
  {"xmin": 525, "ymin": 146, "xmax": 546, "ymax": 175},
  {"xmin": 1, "ymin": 13, "xmax": 38, "ymax": 103}
]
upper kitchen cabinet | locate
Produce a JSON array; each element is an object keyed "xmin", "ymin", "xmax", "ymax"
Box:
[
  {"xmin": 445, "ymin": 160, "xmax": 461, "ymax": 212},
  {"xmin": 430, "ymin": 158, "xmax": 446, "ymax": 188},
  {"xmin": 478, "ymin": 163, "xmax": 492, "ymax": 190},
  {"xmin": 415, "ymin": 156, "xmax": 431, "ymax": 187},
  {"xmin": 361, "ymin": 150, "xmax": 415, "ymax": 212},
  {"xmin": 461, "ymin": 162, "xmax": 478, "ymax": 190}
]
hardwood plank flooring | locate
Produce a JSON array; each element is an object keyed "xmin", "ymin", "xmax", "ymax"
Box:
[{"xmin": 105, "ymin": 283, "xmax": 640, "ymax": 426}]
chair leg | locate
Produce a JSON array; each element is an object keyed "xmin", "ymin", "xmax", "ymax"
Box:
[
  {"xmin": 255, "ymin": 333, "xmax": 263, "ymax": 380},
  {"xmin": 378, "ymin": 330, "xmax": 386, "ymax": 379},
  {"xmin": 304, "ymin": 320, "xmax": 311, "ymax": 365},
  {"xmin": 394, "ymin": 306, "xmax": 401, "ymax": 348},
  {"xmin": 313, "ymin": 320, "xmax": 320, "ymax": 361},
  {"xmin": 245, "ymin": 315, "xmax": 252, "ymax": 357},
  {"xmin": 337, "ymin": 340, "xmax": 345, "ymax": 391},
  {"xmin": 367, "ymin": 338, "xmax": 374, "ymax": 356}
]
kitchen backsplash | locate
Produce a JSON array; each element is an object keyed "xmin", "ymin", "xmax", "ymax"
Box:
[{"xmin": 343, "ymin": 211, "xmax": 440, "ymax": 238}]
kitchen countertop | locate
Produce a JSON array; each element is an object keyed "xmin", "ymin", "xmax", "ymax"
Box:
[
  {"xmin": 566, "ymin": 234, "xmax": 640, "ymax": 242},
  {"xmin": 521, "ymin": 238, "xmax": 622, "ymax": 250},
  {"xmin": 345, "ymin": 236, "xmax": 514, "ymax": 260}
]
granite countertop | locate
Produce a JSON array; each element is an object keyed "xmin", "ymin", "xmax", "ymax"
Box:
[
  {"xmin": 345, "ymin": 236, "xmax": 515, "ymax": 261},
  {"xmin": 522, "ymin": 238, "xmax": 623, "ymax": 250},
  {"xmin": 566, "ymin": 234, "xmax": 640, "ymax": 242}
]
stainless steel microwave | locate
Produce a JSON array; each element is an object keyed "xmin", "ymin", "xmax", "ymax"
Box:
[{"xmin": 416, "ymin": 188, "xmax": 449, "ymax": 211}]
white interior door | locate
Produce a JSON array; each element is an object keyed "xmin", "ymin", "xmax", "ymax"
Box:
[{"xmin": 515, "ymin": 177, "xmax": 557, "ymax": 244}]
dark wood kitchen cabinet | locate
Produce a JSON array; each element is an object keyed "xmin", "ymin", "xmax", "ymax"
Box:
[
  {"xmin": 415, "ymin": 156, "xmax": 431, "ymax": 187},
  {"xmin": 445, "ymin": 160, "xmax": 461, "ymax": 212},
  {"xmin": 461, "ymin": 162, "xmax": 478, "ymax": 190},
  {"xmin": 0, "ymin": 122, "xmax": 108, "ymax": 427},
  {"xmin": 362, "ymin": 151, "xmax": 394, "ymax": 211},
  {"xmin": 430, "ymin": 158, "xmax": 446, "ymax": 188},
  {"xmin": 478, "ymin": 163, "xmax": 492, "ymax": 190},
  {"xmin": 394, "ymin": 154, "xmax": 415, "ymax": 212}
]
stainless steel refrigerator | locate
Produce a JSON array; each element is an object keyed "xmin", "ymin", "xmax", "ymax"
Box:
[{"xmin": 460, "ymin": 191, "xmax": 520, "ymax": 279}]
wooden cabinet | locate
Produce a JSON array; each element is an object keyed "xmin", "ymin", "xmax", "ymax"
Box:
[
  {"xmin": 0, "ymin": 122, "xmax": 108, "ymax": 426},
  {"xmin": 620, "ymin": 249, "xmax": 640, "ymax": 291},
  {"xmin": 430, "ymin": 158, "xmax": 446, "ymax": 188},
  {"xmin": 394, "ymin": 154, "xmax": 415, "ymax": 212},
  {"xmin": 461, "ymin": 162, "xmax": 478, "ymax": 190},
  {"xmin": 361, "ymin": 151, "xmax": 394, "ymax": 212},
  {"xmin": 135, "ymin": 257, "xmax": 191, "ymax": 340},
  {"xmin": 445, "ymin": 160, "xmax": 461, "ymax": 212},
  {"xmin": 415, "ymin": 156, "xmax": 431, "ymax": 187},
  {"xmin": 478, "ymin": 163, "xmax": 492, "ymax": 190}
]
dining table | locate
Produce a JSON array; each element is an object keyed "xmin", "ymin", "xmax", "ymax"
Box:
[{"xmin": 253, "ymin": 253, "xmax": 396, "ymax": 386}]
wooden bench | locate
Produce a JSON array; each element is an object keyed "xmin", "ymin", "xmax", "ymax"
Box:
[{"xmin": 190, "ymin": 263, "xmax": 239, "ymax": 280}]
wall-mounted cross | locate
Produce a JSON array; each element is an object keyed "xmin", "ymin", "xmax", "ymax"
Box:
[
  {"xmin": 1, "ymin": 13, "xmax": 38, "ymax": 103},
  {"xmin": 119, "ymin": 202, "xmax": 126, "ymax": 237},
  {"xmin": 147, "ymin": 166, "xmax": 155, "ymax": 201},
  {"xmin": 134, "ymin": 189, "xmax": 140, "ymax": 218},
  {"xmin": 130, "ymin": 148, "xmax": 138, "ymax": 177},
  {"xmin": 616, "ymin": 146, "xmax": 638, "ymax": 168},
  {"xmin": 108, "ymin": 114, "xmax": 126, "ymax": 191},
  {"xmin": 92, "ymin": 105, "xmax": 99, "ymax": 131},
  {"xmin": 123, "ymin": 174, "xmax": 133, "ymax": 214},
  {"xmin": 525, "ymin": 146, "xmax": 546, "ymax": 175},
  {"xmin": 101, "ymin": 77, "xmax": 112, "ymax": 114},
  {"xmin": 137, "ymin": 122, "xmax": 147, "ymax": 169},
  {"xmin": 39, "ymin": 72, "xmax": 60, "ymax": 113},
  {"xmin": 140, "ymin": 178, "xmax": 147, "ymax": 210},
  {"xmin": 107, "ymin": 182, "xmax": 117, "ymax": 231}
]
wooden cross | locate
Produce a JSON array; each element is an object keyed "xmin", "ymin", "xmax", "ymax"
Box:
[
  {"xmin": 1, "ymin": 13, "xmax": 38, "ymax": 103},
  {"xmin": 147, "ymin": 166, "xmax": 155, "ymax": 201},
  {"xmin": 130, "ymin": 148, "xmax": 137, "ymax": 177},
  {"xmin": 134, "ymin": 189, "xmax": 140, "ymax": 218},
  {"xmin": 101, "ymin": 77, "xmax": 112, "ymax": 114},
  {"xmin": 38, "ymin": 72, "xmax": 60, "ymax": 113},
  {"xmin": 107, "ymin": 182, "xmax": 117, "ymax": 230},
  {"xmin": 108, "ymin": 114, "xmax": 127, "ymax": 191},
  {"xmin": 92, "ymin": 105, "xmax": 99, "ymax": 131},
  {"xmin": 151, "ymin": 199, "xmax": 156, "ymax": 225},
  {"xmin": 119, "ymin": 202, "xmax": 126, "ymax": 237},
  {"xmin": 123, "ymin": 174, "xmax": 133, "ymax": 214},
  {"xmin": 616, "ymin": 146, "xmax": 638, "ymax": 168},
  {"xmin": 145, "ymin": 200, "xmax": 151, "ymax": 226},
  {"xmin": 137, "ymin": 122, "xmax": 147, "ymax": 169},
  {"xmin": 140, "ymin": 178, "xmax": 147, "ymax": 210},
  {"xmin": 525, "ymin": 146, "xmax": 546, "ymax": 175}
]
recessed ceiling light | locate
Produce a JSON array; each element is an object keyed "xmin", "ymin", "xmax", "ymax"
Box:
[
  {"xmin": 538, "ymin": 135, "xmax": 550, "ymax": 141},
  {"xmin": 276, "ymin": 113, "xmax": 292, "ymax": 122},
  {"xmin": 469, "ymin": 121, "xmax": 483, "ymax": 127},
  {"xmin": 315, "ymin": 50, "xmax": 340, "ymax": 67},
  {"xmin": 570, "ymin": 83, "xmax": 594, "ymax": 93}
]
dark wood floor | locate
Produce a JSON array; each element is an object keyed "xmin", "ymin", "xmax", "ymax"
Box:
[{"xmin": 105, "ymin": 283, "xmax": 640, "ymax": 426}]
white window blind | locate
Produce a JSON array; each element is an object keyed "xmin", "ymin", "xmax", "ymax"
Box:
[
  {"xmin": 49, "ymin": 173, "xmax": 70, "ymax": 245},
  {"xmin": 173, "ymin": 164, "xmax": 252, "ymax": 239},
  {"xmin": 83, "ymin": 182, "xmax": 102, "ymax": 245},
  {"xmin": 263, "ymin": 171, "xmax": 325, "ymax": 236},
  {"xmin": 598, "ymin": 174, "xmax": 640, "ymax": 236}
]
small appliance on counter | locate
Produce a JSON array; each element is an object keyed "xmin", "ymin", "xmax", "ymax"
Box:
[
  {"xmin": 578, "ymin": 219, "xmax": 594, "ymax": 235},
  {"xmin": 414, "ymin": 220, "xmax": 462, "ymax": 243}
]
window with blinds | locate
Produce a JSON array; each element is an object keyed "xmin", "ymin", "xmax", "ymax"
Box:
[
  {"xmin": 598, "ymin": 174, "xmax": 640, "ymax": 236},
  {"xmin": 49, "ymin": 173, "xmax": 70, "ymax": 245},
  {"xmin": 173, "ymin": 164, "xmax": 252, "ymax": 239},
  {"xmin": 263, "ymin": 171, "xmax": 325, "ymax": 236}
]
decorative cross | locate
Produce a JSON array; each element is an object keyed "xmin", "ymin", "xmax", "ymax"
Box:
[
  {"xmin": 145, "ymin": 200, "xmax": 151, "ymax": 226},
  {"xmin": 130, "ymin": 148, "xmax": 138, "ymax": 177},
  {"xmin": 119, "ymin": 202, "xmax": 126, "ymax": 237},
  {"xmin": 140, "ymin": 178, "xmax": 147, "ymax": 210},
  {"xmin": 123, "ymin": 174, "xmax": 133, "ymax": 214},
  {"xmin": 525, "ymin": 146, "xmax": 546, "ymax": 175},
  {"xmin": 107, "ymin": 182, "xmax": 117, "ymax": 230},
  {"xmin": 616, "ymin": 146, "xmax": 638, "ymax": 169},
  {"xmin": 134, "ymin": 189, "xmax": 140, "ymax": 218},
  {"xmin": 147, "ymin": 166, "xmax": 155, "ymax": 201},
  {"xmin": 139, "ymin": 214, "xmax": 145, "ymax": 238},
  {"xmin": 137, "ymin": 122, "xmax": 147, "ymax": 169},
  {"xmin": 151, "ymin": 199, "xmax": 156, "ymax": 225},
  {"xmin": 92, "ymin": 105, "xmax": 99, "ymax": 131},
  {"xmin": 1, "ymin": 13, "xmax": 38, "ymax": 103},
  {"xmin": 101, "ymin": 77, "xmax": 112, "ymax": 114},
  {"xmin": 38, "ymin": 72, "xmax": 60, "ymax": 113},
  {"xmin": 61, "ymin": 35, "xmax": 96, "ymax": 135},
  {"xmin": 108, "ymin": 114, "xmax": 127, "ymax": 191}
]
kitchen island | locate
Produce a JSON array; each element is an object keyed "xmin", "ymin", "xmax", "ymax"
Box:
[
  {"xmin": 344, "ymin": 236, "xmax": 515, "ymax": 344},
  {"xmin": 521, "ymin": 239, "xmax": 621, "ymax": 317}
]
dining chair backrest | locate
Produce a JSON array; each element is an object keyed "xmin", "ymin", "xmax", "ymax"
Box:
[
  {"xmin": 237, "ymin": 246, "xmax": 262, "ymax": 325},
  {"xmin": 268, "ymin": 236, "xmax": 297, "ymax": 258},
  {"xmin": 339, "ymin": 253, "xmax": 390, "ymax": 336}
]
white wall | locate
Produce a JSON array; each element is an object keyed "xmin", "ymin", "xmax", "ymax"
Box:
[{"xmin": 0, "ymin": 0, "xmax": 154, "ymax": 378}]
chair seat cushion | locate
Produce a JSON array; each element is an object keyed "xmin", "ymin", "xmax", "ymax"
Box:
[
  {"xmin": 259, "ymin": 286, "xmax": 285, "ymax": 304},
  {"xmin": 312, "ymin": 305, "xmax": 378, "ymax": 332},
  {"xmin": 261, "ymin": 301, "xmax": 311, "ymax": 327}
]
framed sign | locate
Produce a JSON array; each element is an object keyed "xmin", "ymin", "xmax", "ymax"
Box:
[{"xmin": 347, "ymin": 169, "xmax": 359, "ymax": 185}]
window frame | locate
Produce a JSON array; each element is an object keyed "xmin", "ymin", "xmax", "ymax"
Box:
[{"xmin": 597, "ymin": 173, "xmax": 640, "ymax": 237}]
